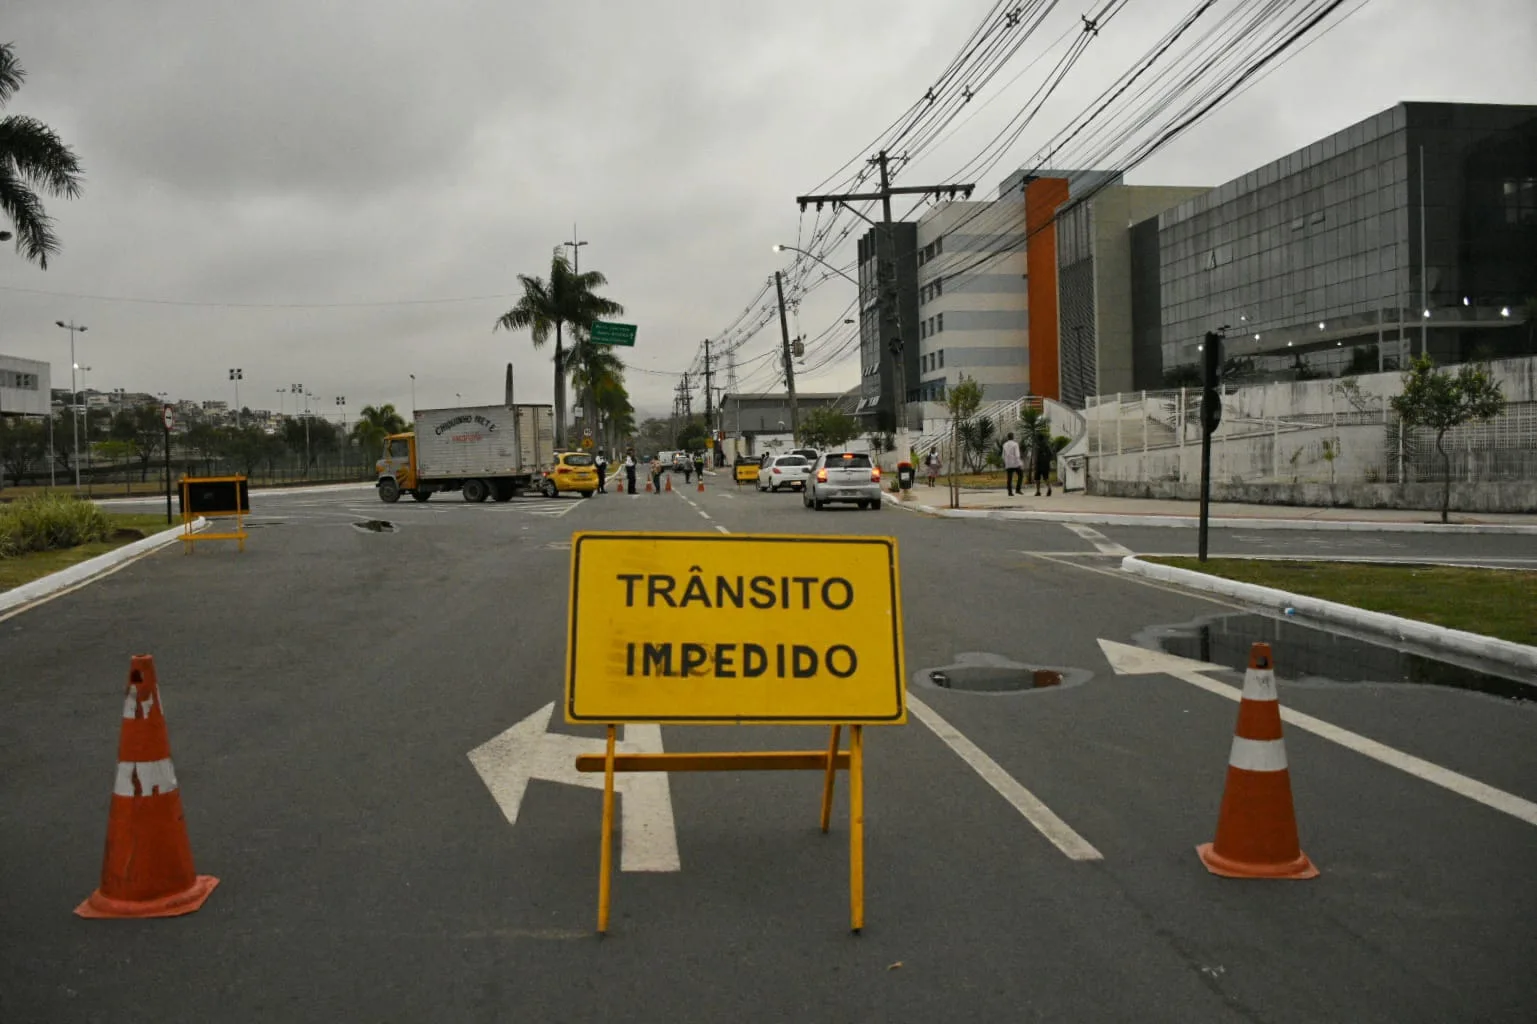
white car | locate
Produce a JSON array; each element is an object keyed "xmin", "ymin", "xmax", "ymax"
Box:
[
  {"xmin": 804, "ymin": 451, "xmax": 883, "ymax": 510},
  {"xmin": 759, "ymin": 454, "xmax": 811, "ymax": 492}
]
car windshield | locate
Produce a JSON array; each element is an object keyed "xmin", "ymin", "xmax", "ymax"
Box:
[
  {"xmin": 827, "ymin": 453, "xmax": 872, "ymax": 468},
  {"xmin": 563, "ymin": 453, "xmax": 595, "ymax": 467},
  {"xmin": 775, "ymin": 456, "xmax": 806, "ymax": 467}
]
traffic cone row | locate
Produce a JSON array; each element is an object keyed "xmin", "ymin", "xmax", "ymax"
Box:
[
  {"xmin": 76, "ymin": 655, "xmax": 219, "ymax": 919},
  {"xmin": 1198, "ymin": 642, "xmax": 1318, "ymax": 880}
]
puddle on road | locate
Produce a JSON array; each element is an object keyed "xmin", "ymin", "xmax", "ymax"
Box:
[
  {"xmin": 1139, "ymin": 612, "xmax": 1535, "ymax": 703},
  {"xmin": 916, "ymin": 653, "xmax": 1091, "ymax": 695},
  {"xmin": 352, "ymin": 520, "xmax": 396, "ymax": 533}
]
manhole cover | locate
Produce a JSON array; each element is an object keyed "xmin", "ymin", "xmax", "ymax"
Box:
[
  {"xmin": 352, "ymin": 520, "xmax": 396, "ymax": 533},
  {"xmin": 915, "ymin": 653, "xmax": 1090, "ymax": 694}
]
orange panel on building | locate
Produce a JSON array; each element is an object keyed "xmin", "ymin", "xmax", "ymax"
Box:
[{"xmin": 1025, "ymin": 177, "xmax": 1070, "ymax": 402}]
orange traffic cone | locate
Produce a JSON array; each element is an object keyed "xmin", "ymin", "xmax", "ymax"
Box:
[
  {"xmin": 1197, "ymin": 643, "xmax": 1317, "ymax": 880},
  {"xmin": 697, "ymin": 480, "xmax": 705, "ymax": 492},
  {"xmin": 76, "ymin": 656, "xmax": 219, "ymax": 918},
  {"xmin": 665, "ymin": 475, "xmax": 673, "ymax": 492},
  {"xmin": 645, "ymin": 481, "xmax": 653, "ymax": 492},
  {"xmin": 616, "ymin": 480, "xmax": 624, "ymax": 493}
]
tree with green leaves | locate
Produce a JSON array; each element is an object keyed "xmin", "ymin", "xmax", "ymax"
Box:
[
  {"xmin": 676, "ymin": 419, "xmax": 709, "ymax": 452},
  {"xmin": 0, "ymin": 415, "xmax": 46, "ymax": 486},
  {"xmin": 110, "ymin": 405, "xmax": 166, "ymax": 481},
  {"xmin": 1016, "ymin": 406, "xmax": 1052, "ymax": 483},
  {"xmin": 958, "ymin": 416, "xmax": 996, "ymax": 473},
  {"xmin": 493, "ymin": 251, "xmax": 624, "ymax": 448},
  {"xmin": 1, "ymin": 43, "xmax": 85, "ymax": 269},
  {"xmin": 1389, "ymin": 355, "xmax": 1506, "ymax": 523},
  {"xmin": 567, "ymin": 335, "xmax": 627, "ymax": 436},
  {"xmin": 798, "ymin": 407, "xmax": 860, "ymax": 450},
  {"xmin": 351, "ymin": 403, "xmax": 408, "ymax": 464},
  {"xmin": 945, "ymin": 375, "xmax": 983, "ymax": 508}
]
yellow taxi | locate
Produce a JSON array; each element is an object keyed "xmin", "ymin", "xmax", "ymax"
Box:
[{"xmin": 540, "ymin": 451, "xmax": 599, "ymax": 498}]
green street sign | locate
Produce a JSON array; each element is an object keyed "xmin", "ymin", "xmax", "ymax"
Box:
[{"xmin": 589, "ymin": 321, "xmax": 638, "ymax": 347}]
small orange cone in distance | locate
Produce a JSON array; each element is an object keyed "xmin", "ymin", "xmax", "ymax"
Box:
[
  {"xmin": 1198, "ymin": 642, "xmax": 1318, "ymax": 880},
  {"xmin": 616, "ymin": 480, "xmax": 624, "ymax": 493},
  {"xmin": 665, "ymin": 475, "xmax": 672, "ymax": 492},
  {"xmin": 76, "ymin": 655, "xmax": 219, "ymax": 919},
  {"xmin": 697, "ymin": 480, "xmax": 705, "ymax": 492},
  {"xmin": 645, "ymin": 481, "xmax": 653, "ymax": 492}
]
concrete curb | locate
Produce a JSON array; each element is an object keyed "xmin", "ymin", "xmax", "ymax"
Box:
[
  {"xmin": 93, "ymin": 482, "xmax": 373, "ymax": 507},
  {"xmin": 878, "ymin": 492, "xmax": 1537, "ymax": 534},
  {"xmin": 1120, "ymin": 555, "xmax": 1537, "ymax": 675},
  {"xmin": 0, "ymin": 518, "xmax": 207, "ymax": 615}
]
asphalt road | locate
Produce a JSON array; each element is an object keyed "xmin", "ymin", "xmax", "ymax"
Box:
[{"xmin": 3, "ymin": 480, "xmax": 1535, "ymax": 1022}]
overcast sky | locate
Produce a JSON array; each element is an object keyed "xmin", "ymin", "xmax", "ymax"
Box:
[{"xmin": 2, "ymin": 0, "xmax": 1534, "ymax": 423}]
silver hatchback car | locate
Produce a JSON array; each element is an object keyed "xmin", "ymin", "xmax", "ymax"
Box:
[{"xmin": 804, "ymin": 451, "xmax": 883, "ymax": 510}]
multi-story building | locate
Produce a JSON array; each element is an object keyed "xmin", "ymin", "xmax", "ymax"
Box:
[
  {"xmin": 0, "ymin": 354, "xmax": 50, "ymax": 417},
  {"xmin": 854, "ymin": 222, "xmax": 920, "ymax": 430},
  {"xmin": 1056, "ymin": 184, "xmax": 1210, "ymax": 406},
  {"xmin": 913, "ymin": 199, "xmax": 1029, "ymax": 405},
  {"xmin": 1137, "ymin": 101, "xmax": 1537, "ymax": 386}
]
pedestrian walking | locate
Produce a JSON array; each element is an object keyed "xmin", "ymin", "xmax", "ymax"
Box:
[
  {"xmin": 1034, "ymin": 437, "xmax": 1054, "ymax": 496},
  {"xmin": 595, "ymin": 452, "xmax": 608, "ymax": 493},
  {"xmin": 624, "ymin": 451, "xmax": 637, "ymax": 494},
  {"xmin": 925, "ymin": 449, "xmax": 941, "ymax": 487},
  {"xmin": 681, "ymin": 457, "xmax": 693, "ymax": 484},
  {"xmin": 1002, "ymin": 432, "xmax": 1023, "ymax": 496},
  {"xmin": 649, "ymin": 455, "xmax": 663, "ymax": 494},
  {"xmin": 694, "ymin": 451, "xmax": 706, "ymax": 479}
]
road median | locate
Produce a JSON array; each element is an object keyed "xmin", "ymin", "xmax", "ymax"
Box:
[{"xmin": 1122, "ymin": 555, "xmax": 1537, "ymax": 675}]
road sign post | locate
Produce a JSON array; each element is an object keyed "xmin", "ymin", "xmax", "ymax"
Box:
[
  {"xmin": 162, "ymin": 405, "xmax": 175, "ymax": 525},
  {"xmin": 588, "ymin": 321, "xmax": 638, "ymax": 347},
  {"xmin": 566, "ymin": 531, "xmax": 905, "ymax": 935}
]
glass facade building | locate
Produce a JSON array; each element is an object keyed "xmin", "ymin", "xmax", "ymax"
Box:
[{"xmin": 1136, "ymin": 102, "xmax": 1537, "ymax": 386}]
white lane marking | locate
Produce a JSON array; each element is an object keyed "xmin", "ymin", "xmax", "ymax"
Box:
[
  {"xmin": 1063, "ymin": 523, "xmax": 1133, "ymax": 556},
  {"xmin": 709, "ymin": 518, "xmax": 1095, "ymax": 857},
  {"xmin": 698, "ymin": 512, "xmax": 712, "ymax": 520},
  {"xmin": 616, "ymin": 723, "xmax": 680, "ymax": 872},
  {"xmin": 1097, "ymin": 640, "xmax": 1537, "ymax": 829},
  {"xmin": 1228, "ymin": 736, "xmax": 1290, "ymax": 772},
  {"xmin": 906, "ymin": 694, "xmax": 1103, "ymax": 861}
]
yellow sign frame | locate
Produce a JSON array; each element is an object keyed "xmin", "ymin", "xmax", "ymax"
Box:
[
  {"xmin": 563, "ymin": 531, "xmax": 906, "ymax": 936},
  {"xmin": 179, "ymin": 475, "xmax": 248, "ymax": 553}
]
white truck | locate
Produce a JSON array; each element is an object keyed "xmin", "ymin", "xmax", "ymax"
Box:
[{"xmin": 374, "ymin": 403, "xmax": 557, "ymax": 503}]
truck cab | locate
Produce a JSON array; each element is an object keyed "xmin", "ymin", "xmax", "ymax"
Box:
[{"xmin": 376, "ymin": 433, "xmax": 423, "ymax": 503}]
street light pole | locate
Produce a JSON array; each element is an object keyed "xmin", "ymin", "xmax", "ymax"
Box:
[
  {"xmin": 409, "ymin": 374, "xmax": 416, "ymax": 415},
  {"xmin": 771, "ymin": 244, "xmax": 858, "ymax": 285},
  {"xmin": 229, "ymin": 368, "xmax": 243, "ymax": 426},
  {"xmin": 55, "ymin": 320, "xmax": 87, "ymax": 490},
  {"xmin": 564, "ymin": 225, "xmax": 588, "ymax": 274}
]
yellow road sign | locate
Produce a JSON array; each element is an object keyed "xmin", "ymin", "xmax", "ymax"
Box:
[
  {"xmin": 706, "ymin": 438, "xmax": 714, "ymax": 448},
  {"xmin": 566, "ymin": 532, "xmax": 905, "ymax": 725},
  {"xmin": 581, "ymin": 436, "xmax": 594, "ymax": 449}
]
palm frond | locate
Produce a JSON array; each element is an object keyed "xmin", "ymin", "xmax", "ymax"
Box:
[
  {"xmin": 0, "ymin": 166, "xmax": 59, "ymax": 268},
  {"xmin": 0, "ymin": 43, "xmax": 24, "ymax": 107},
  {"xmin": 0, "ymin": 115, "xmax": 85, "ymax": 197}
]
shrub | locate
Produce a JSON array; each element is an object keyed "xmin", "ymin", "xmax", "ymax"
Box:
[{"xmin": 0, "ymin": 495, "xmax": 111, "ymax": 558}]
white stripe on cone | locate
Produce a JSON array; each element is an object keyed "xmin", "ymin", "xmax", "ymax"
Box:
[
  {"xmin": 1228, "ymin": 736, "xmax": 1290, "ymax": 773},
  {"xmin": 113, "ymin": 759, "xmax": 179, "ymax": 797},
  {"xmin": 1240, "ymin": 668, "xmax": 1278, "ymax": 702}
]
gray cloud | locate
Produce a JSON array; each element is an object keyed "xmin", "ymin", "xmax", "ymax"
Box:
[{"xmin": 2, "ymin": 0, "xmax": 1533, "ymax": 420}]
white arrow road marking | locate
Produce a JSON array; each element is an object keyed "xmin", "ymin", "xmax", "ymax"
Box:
[
  {"xmin": 1062, "ymin": 524, "xmax": 1133, "ymax": 556},
  {"xmin": 468, "ymin": 703, "xmax": 680, "ymax": 871},
  {"xmin": 906, "ymin": 694, "xmax": 1103, "ymax": 861},
  {"xmin": 1098, "ymin": 639, "xmax": 1537, "ymax": 828}
]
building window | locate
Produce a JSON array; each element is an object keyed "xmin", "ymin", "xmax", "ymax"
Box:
[
  {"xmin": 935, "ymin": 276, "xmax": 943, "ymax": 298},
  {"xmin": 938, "ymin": 350, "xmax": 944, "ymax": 369},
  {"xmin": 1504, "ymin": 178, "xmax": 1537, "ymax": 225},
  {"xmin": 936, "ymin": 236, "xmax": 943, "ymax": 255},
  {"xmin": 920, "ymin": 321, "xmax": 928, "ymax": 340},
  {"xmin": 936, "ymin": 313, "xmax": 944, "ymax": 333},
  {"xmin": 2, "ymin": 371, "xmax": 39, "ymax": 390}
]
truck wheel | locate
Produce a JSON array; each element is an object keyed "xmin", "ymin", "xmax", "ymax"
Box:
[
  {"xmin": 411, "ymin": 489, "xmax": 431, "ymax": 502},
  {"xmin": 541, "ymin": 478, "xmax": 559, "ymax": 499},
  {"xmin": 463, "ymin": 479, "xmax": 490, "ymax": 503},
  {"xmin": 378, "ymin": 479, "xmax": 400, "ymax": 504},
  {"xmin": 580, "ymin": 490, "xmax": 594, "ymax": 499}
]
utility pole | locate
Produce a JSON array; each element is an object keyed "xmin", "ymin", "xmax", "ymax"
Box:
[
  {"xmin": 796, "ymin": 153, "xmax": 973, "ymax": 435},
  {"xmin": 565, "ymin": 224, "xmax": 587, "ymax": 273},
  {"xmin": 1198, "ymin": 329, "xmax": 1227, "ymax": 562},
  {"xmin": 703, "ymin": 338, "xmax": 714, "ymax": 438},
  {"xmin": 774, "ymin": 271, "xmax": 800, "ymax": 440},
  {"xmin": 54, "ymin": 320, "xmax": 87, "ymax": 491}
]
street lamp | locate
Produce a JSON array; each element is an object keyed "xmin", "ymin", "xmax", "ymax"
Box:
[
  {"xmin": 55, "ymin": 320, "xmax": 87, "ymax": 490},
  {"xmin": 229, "ymin": 369, "xmax": 243, "ymax": 426},
  {"xmin": 409, "ymin": 374, "xmax": 416, "ymax": 413},
  {"xmin": 771, "ymin": 244, "xmax": 858, "ymax": 285}
]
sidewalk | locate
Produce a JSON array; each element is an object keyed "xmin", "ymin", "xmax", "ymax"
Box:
[{"xmin": 887, "ymin": 485, "xmax": 1537, "ymax": 533}]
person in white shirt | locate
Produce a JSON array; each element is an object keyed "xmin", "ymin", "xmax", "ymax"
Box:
[
  {"xmin": 1001, "ymin": 432, "xmax": 1023, "ymax": 496},
  {"xmin": 623, "ymin": 452, "xmax": 637, "ymax": 494}
]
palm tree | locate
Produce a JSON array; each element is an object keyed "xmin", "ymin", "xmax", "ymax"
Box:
[
  {"xmin": 351, "ymin": 403, "xmax": 408, "ymax": 462},
  {"xmin": 591, "ymin": 365, "xmax": 634, "ymax": 454},
  {"xmin": 494, "ymin": 251, "xmax": 623, "ymax": 447},
  {"xmin": 1, "ymin": 43, "xmax": 85, "ymax": 268},
  {"xmin": 569, "ymin": 337, "xmax": 626, "ymax": 433}
]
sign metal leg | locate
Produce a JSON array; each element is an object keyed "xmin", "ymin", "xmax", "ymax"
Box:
[
  {"xmin": 597, "ymin": 724, "xmax": 617, "ymax": 936},
  {"xmin": 820, "ymin": 725, "xmax": 841, "ymax": 833},
  {"xmin": 849, "ymin": 724, "xmax": 864, "ymax": 935}
]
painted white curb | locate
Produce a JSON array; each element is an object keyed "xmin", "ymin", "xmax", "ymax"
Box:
[
  {"xmin": 879, "ymin": 492, "xmax": 1537, "ymax": 535},
  {"xmin": 0, "ymin": 518, "xmax": 207, "ymax": 615},
  {"xmin": 1120, "ymin": 555, "xmax": 1537, "ymax": 674},
  {"xmin": 92, "ymin": 482, "xmax": 373, "ymax": 507}
]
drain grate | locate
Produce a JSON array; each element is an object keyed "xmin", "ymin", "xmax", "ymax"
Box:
[
  {"xmin": 916, "ymin": 653, "xmax": 1090, "ymax": 695},
  {"xmin": 352, "ymin": 520, "xmax": 396, "ymax": 533}
]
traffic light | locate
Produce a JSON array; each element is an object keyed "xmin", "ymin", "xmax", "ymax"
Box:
[{"xmin": 1201, "ymin": 331, "xmax": 1223, "ymax": 435}]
